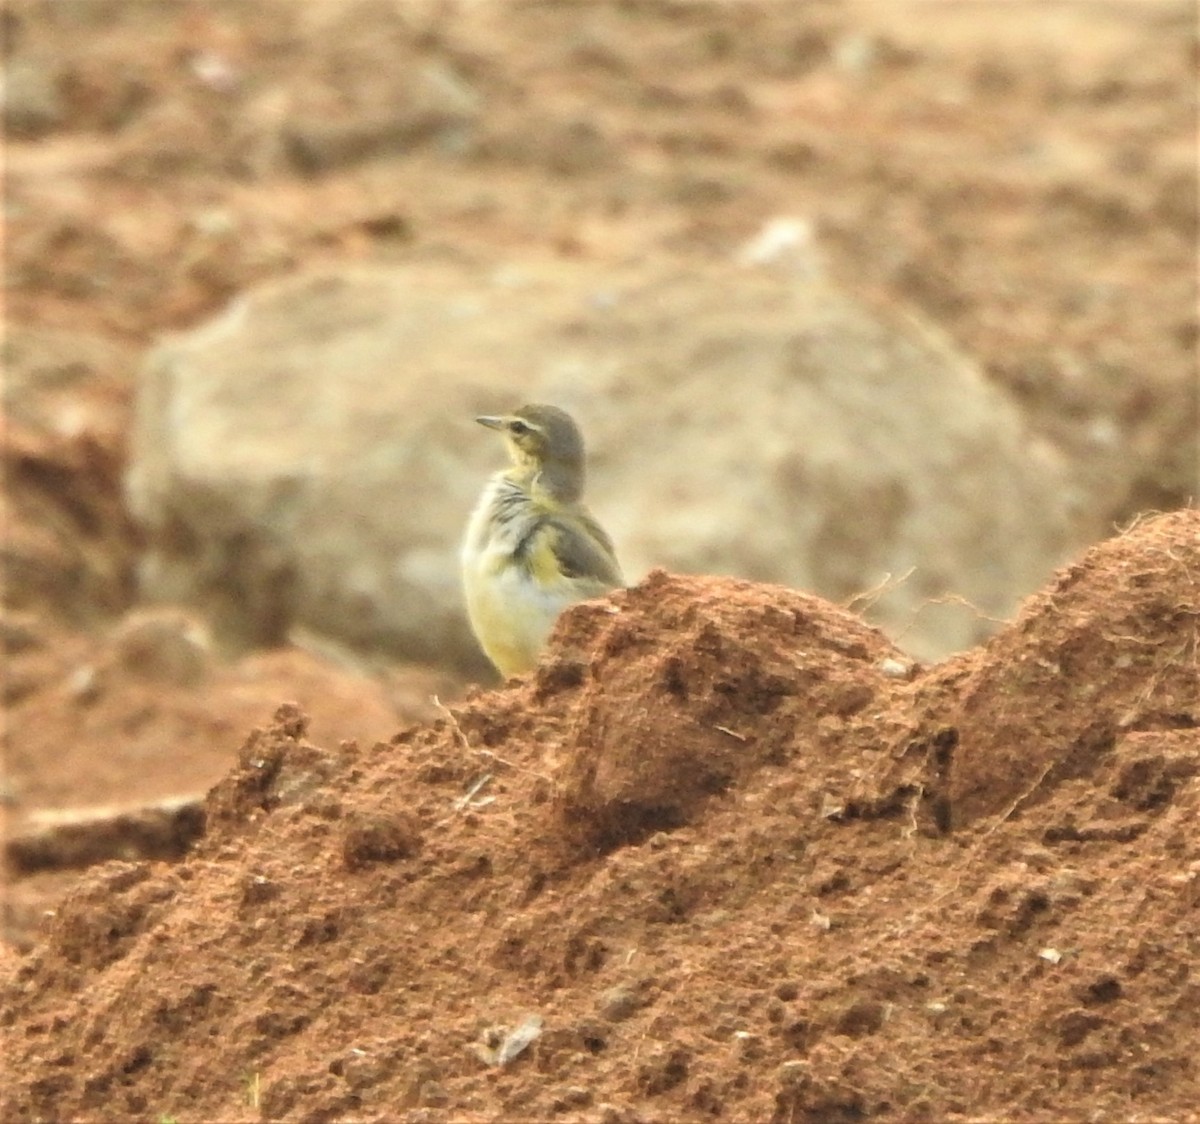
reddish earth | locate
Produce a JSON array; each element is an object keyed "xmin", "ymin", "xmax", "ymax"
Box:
[
  {"xmin": 3, "ymin": 512, "xmax": 1199, "ymax": 1122},
  {"xmin": 2, "ymin": 1, "xmax": 1197, "ymax": 1121}
]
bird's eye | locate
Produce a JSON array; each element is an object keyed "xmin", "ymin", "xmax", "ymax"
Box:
[{"xmin": 509, "ymin": 420, "xmax": 531, "ymax": 436}]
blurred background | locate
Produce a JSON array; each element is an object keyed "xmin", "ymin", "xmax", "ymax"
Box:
[{"xmin": 3, "ymin": 0, "xmax": 1197, "ymax": 928}]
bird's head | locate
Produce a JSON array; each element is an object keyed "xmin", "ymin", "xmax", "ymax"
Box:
[{"xmin": 476, "ymin": 403, "xmax": 586, "ymax": 502}]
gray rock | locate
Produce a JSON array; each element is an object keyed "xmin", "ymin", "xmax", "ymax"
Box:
[
  {"xmin": 111, "ymin": 608, "xmax": 210, "ymax": 687},
  {"xmin": 126, "ymin": 259, "xmax": 1076, "ymax": 672}
]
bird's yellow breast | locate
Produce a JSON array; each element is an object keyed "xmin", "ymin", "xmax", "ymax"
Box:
[{"xmin": 461, "ymin": 478, "xmax": 580, "ymax": 677}]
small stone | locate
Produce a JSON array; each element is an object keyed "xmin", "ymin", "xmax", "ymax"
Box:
[
  {"xmin": 597, "ymin": 985, "xmax": 640, "ymax": 1022},
  {"xmin": 65, "ymin": 664, "xmax": 101, "ymax": 704},
  {"xmin": 878, "ymin": 656, "xmax": 913, "ymax": 679},
  {"xmin": 733, "ymin": 1030, "xmax": 763, "ymax": 1061},
  {"xmin": 112, "ymin": 609, "xmax": 210, "ymax": 686}
]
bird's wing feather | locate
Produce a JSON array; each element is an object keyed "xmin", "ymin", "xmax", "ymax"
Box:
[{"xmin": 545, "ymin": 513, "xmax": 624, "ymax": 591}]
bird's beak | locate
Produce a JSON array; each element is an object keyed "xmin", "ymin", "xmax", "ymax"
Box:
[{"xmin": 475, "ymin": 415, "xmax": 506, "ymax": 431}]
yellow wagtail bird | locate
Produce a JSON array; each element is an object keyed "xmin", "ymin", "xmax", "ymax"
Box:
[{"xmin": 462, "ymin": 404, "xmax": 624, "ymax": 678}]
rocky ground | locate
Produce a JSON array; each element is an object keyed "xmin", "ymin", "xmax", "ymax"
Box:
[{"xmin": 2, "ymin": 1, "xmax": 1198, "ymax": 1121}]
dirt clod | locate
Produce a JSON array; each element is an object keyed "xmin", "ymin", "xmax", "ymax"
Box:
[{"xmin": 3, "ymin": 511, "xmax": 1199, "ymax": 1120}]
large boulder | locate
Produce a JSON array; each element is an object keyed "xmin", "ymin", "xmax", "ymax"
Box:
[{"xmin": 125, "ymin": 258, "xmax": 1075, "ymax": 673}]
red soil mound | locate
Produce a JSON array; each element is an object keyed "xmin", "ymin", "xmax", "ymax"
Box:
[{"xmin": 3, "ymin": 511, "xmax": 1198, "ymax": 1122}]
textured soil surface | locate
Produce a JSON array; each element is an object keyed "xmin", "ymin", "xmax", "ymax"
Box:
[
  {"xmin": 3, "ymin": 1, "xmax": 1198, "ymax": 1121},
  {"xmin": 3, "ymin": 512, "xmax": 1199, "ymax": 1122}
]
